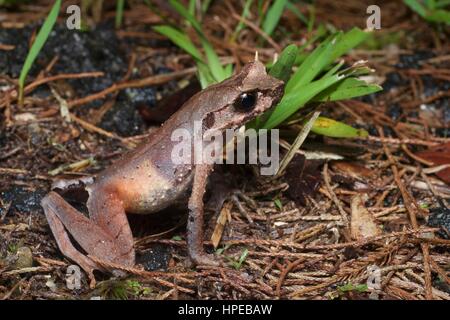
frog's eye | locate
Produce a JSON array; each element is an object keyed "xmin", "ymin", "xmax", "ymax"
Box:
[{"xmin": 235, "ymin": 91, "xmax": 257, "ymax": 111}]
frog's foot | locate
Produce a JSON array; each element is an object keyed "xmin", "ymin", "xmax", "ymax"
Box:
[
  {"xmin": 41, "ymin": 191, "xmax": 135, "ymax": 287},
  {"xmin": 42, "ymin": 194, "xmax": 100, "ymax": 288}
]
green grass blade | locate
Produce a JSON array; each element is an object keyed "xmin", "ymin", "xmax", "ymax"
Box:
[
  {"xmin": 285, "ymin": 1, "xmax": 309, "ymax": 25},
  {"xmin": 312, "ymin": 77, "xmax": 382, "ymax": 102},
  {"xmin": 307, "ymin": 4, "xmax": 315, "ymax": 32},
  {"xmin": 202, "ymin": 39, "xmax": 227, "ymax": 82},
  {"xmin": 262, "ymin": 0, "xmax": 288, "ymax": 36},
  {"xmin": 18, "ymin": 0, "xmax": 61, "ymax": 104},
  {"xmin": 169, "ymin": 0, "xmax": 227, "ymax": 82},
  {"xmin": 188, "ymin": 0, "xmax": 196, "ymax": 17},
  {"xmin": 311, "ymin": 117, "xmax": 368, "ymax": 138},
  {"xmin": 153, "ymin": 25, "xmax": 204, "ymax": 62},
  {"xmin": 269, "ymin": 44, "xmax": 298, "ymax": 82},
  {"xmin": 250, "ymin": 44, "xmax": 298, "ymax": 129},
  {"xmin": 286, "ymin": 28, "xmax": 369, "ymax": 94},
  {"xmin": 115, "ymin": 0, "xmax": 125, "ymax": 29},
  {"xmin": 426, "ymin": 9, "xmax": 450, "ymax": 23},
  {"xmin": 233, "ymin": 0, "xmax": 254, "ymax": 38},
  {"xmin": 435, "ymin": 0, "xmax": 450, "ymax": 9},
  {"xmin": 403, "ymin": 0, "xmax": 427, "ymax": 17},
  {"xmin": 263, "ymin": 74, "xmax": 344, "ymax": 129},
  {"xmin": 329, "ymin": 27, "xmax": 370, "ymax": 63},
  {"xmin": 426, "ymin": 0, "xmax": 436, "ymax": 9},
  {"xmin": 224, "ymin": 64, "xmax": 234, "ymax": 77},
  {"xmin": 197, "ymin": 62, "xmax": 215, "ymax": 89},
  {"xmin": 201, "ymin": 0, "xmax": 213, "ymax": 13},
  {"xmin": 323, "ymin": 60, "xmax": 345, "ymax": 77},
  {"xmin": 169, "ymin": 0, "xmax": 203, "ymax": 35},
  {"xmin": 285, "ymin": 34, "xmax": 335, "ymax": 93}
]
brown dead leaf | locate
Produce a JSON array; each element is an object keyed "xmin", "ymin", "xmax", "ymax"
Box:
[
  {"xmin": 416, "ymin": 142, "xmax": 450, "ymax": 184},
  {"xmin": 331, "ymin": 161, "xmax": 375, "ymax": 180},
  {"xmin": 350, "ymin": 194, "xmax": 382, "ymax": 240}
]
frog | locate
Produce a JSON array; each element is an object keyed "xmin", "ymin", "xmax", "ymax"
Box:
[{"xmin": 41, "ymin": 61, "xmax": 284, "ymax": 287}]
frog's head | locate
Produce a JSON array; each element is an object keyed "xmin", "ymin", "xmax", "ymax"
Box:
[{"xmin": 197, "ymin": 61, "xmax": 284, "ymax": 136}]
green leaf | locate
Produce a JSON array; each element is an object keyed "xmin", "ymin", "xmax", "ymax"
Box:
[
  {"xmin": 152, "ymin": 25, "xmax": 204, "ymax": 62},
  {"xmin": 261, "ymin": 0, "xmax": 288, "ymax": 36},
  {"xmin": 404, "ymin": 0, "xmax": 428, "ymax": 17},
  {"xmin": 197, "ymin": 63, "xmax": 215, "ymax": 88},
  {"xmin": 269, "ymin": 44, "xmax": 298, "ymax": 82},
  {"xmin": 435, "ymin": 0, "xmax": 450, "ymax": 9},
  {"xmin": 337, "ymin": 283, "xmax": 368, "ymax": 293},
  {"xmin": 169, "ymin": 0, "xmax": 203, "ymax": 35},
  {"xmin": 201, "ymin": 0, "xmax": 213, "ymax": 13},
  {"xmin": 426, "ymin": 8, "xmax": 450, "ymax": 23},
  {"xmin": 329, "ymin": 27, "xmax": 370, "ymax": 63},
  {"xmin": 250, "ymin": 44, "xmax": 298, "ymax": 129},
  {"xmin": 404, "ymin": 0, "xmax": 450, "ymax": 23},
  {"xmin": 235, "ymin": 248, "xmax": 249, "ymax": 269},
  {"xmin": 307, "ymin": 4, "xmax": 316, "ymax": 32},
  {"xmin": 115, "ymin": 0, "xmax": 125, "ymax": 29},
  {"xmin": 202, "ymin": 39, "xmax": 227, "ymax": 82},
  {"xmin": 285, "ymin": 34, "xmax": 335, "ymax": 93},
  {"xmin": 215, "ymin": 244, "xmax": 231, "ymax": 255},
  {"xmin": 18, "ymin": 0, "xmax": 61, "ymax": 103},
  {"xmin": 322, "ymin": 60, "xmax": 345, "ymax": 78},
  {"xmin": 274, "ymin": 198, "xmax": 283, "ymax": 209},
  {"xmin": 311, "ymin": 117, "xmax": 368, "ymax": 138},
  {"xmin": 224, "ymin": 64, "xmax": 234, "ymax": 77},
  {"xmin": 188, "ymin": 0, "xmax": 196, "ymax": 16},
  {"xmin": 169, "ymin": 0, "xmax": 227, "ymax": 83},
  {"xmin": 285, "ymin": 1, "xmax": 309, "ymax": 25},
  {"xmin": 263, "ymin": 74, "xmax": 344, "ymax": 129},
  {"xmin": 233, "ymin": 0, "xmax": 254, "ymax": 37},
  {"xmin": 312, "ymin": 77, "xmax": 382, "ymax": 102}
]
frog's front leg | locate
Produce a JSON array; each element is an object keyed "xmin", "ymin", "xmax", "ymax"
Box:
[
  {"xmin": 187, "ymin": 164, "xmax": 220, "ymax": 266},
  {"xmin": 41, "ymin": 190, "xmax": 134, "ymax": 287}
]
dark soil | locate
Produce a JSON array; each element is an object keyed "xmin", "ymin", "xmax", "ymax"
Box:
[{"xmin": 0, "ymin": 0, "xmax": 449, "ymax": 300}]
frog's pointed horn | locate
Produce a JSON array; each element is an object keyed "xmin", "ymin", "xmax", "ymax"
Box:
[{"xmin": 254, "ymin": 51, "xmax": 259, "ymax": 62}]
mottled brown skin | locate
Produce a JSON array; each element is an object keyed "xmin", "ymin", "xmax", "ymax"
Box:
[{"xmin": 41, "ymin": 61, "xmax": 284, "ymax": 287}]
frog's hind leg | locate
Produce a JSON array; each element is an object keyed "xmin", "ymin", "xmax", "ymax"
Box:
[
  {"xmin": 42, "ymin": 192, "xmax": 101, "ymax": 288},
  {"xmin": 86, "ymin": 190, "xmax": 135, "ymax": 266},
  {"xmin": 42, "ymin": 191, "xmax": 134, "ymax": 276}
]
